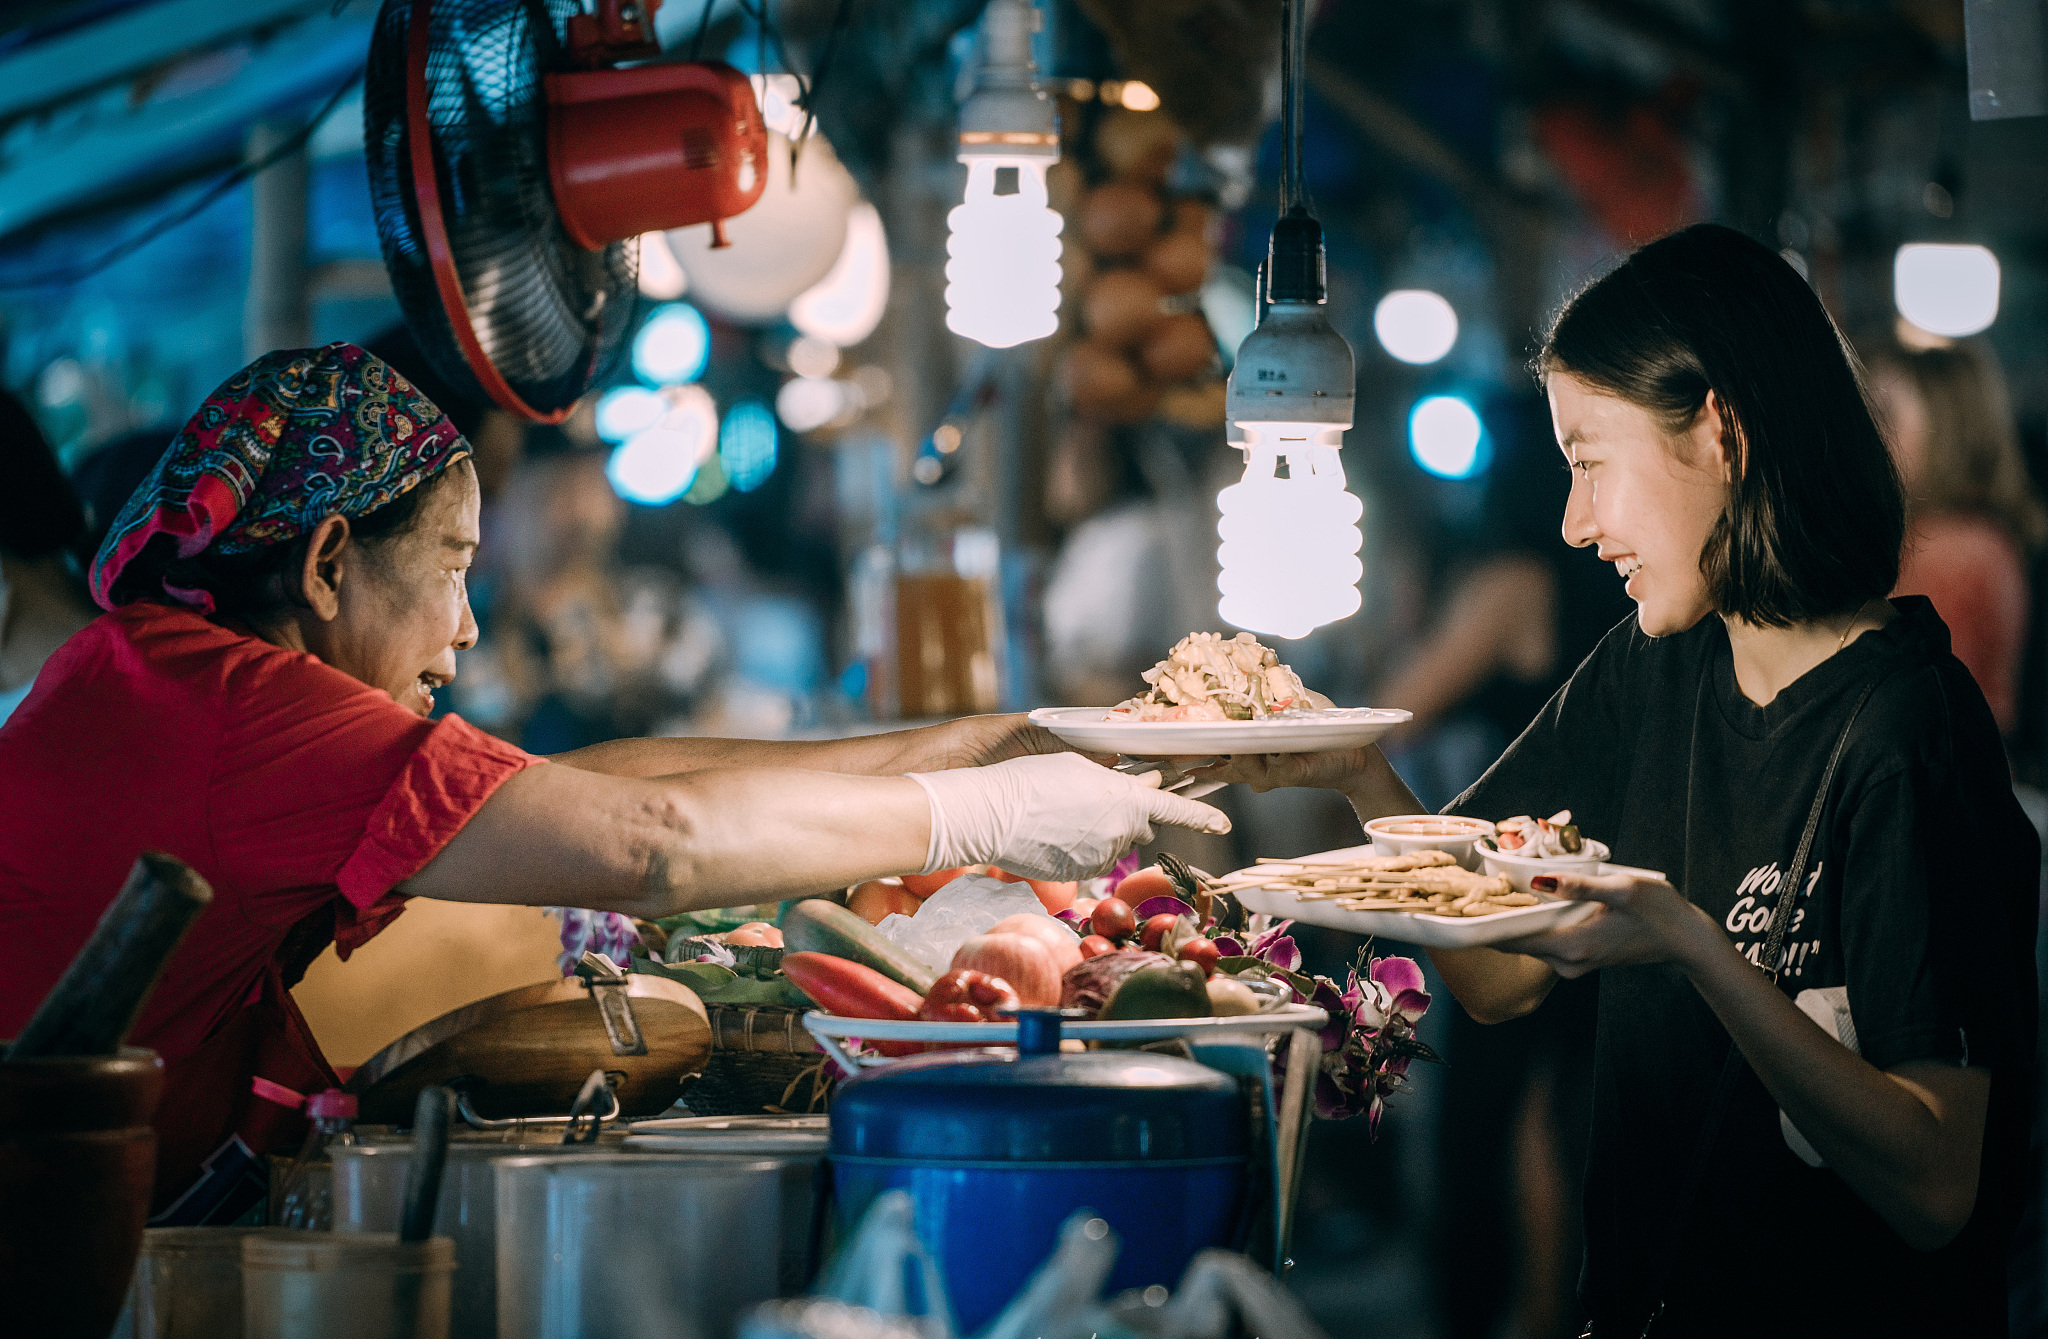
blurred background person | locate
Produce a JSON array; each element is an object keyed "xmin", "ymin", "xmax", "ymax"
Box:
[
  {"xmin": 0, "ymin": 388, "xmax": 94, "ymax": 725},
  {"xmin": 450, "ymin": 426, "xmax": 726, "ymax": 751},
  {"xmin": 1865, "ymin": 339, "xmax": 2046, "ymax": 745}
]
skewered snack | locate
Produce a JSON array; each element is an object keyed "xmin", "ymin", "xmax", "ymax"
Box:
[{"xmin": 1212, "ymin": 849, "xmax": 1544, "ymax": 918}]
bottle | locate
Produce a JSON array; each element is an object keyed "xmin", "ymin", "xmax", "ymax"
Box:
[{"xmin": 271, "ymin": 1089, "xmax": 359, "ymax": 1229}]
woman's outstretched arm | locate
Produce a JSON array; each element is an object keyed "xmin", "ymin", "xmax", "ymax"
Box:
[
  {"xmin": 403, "ymin": 752, "xmax": 1230, "ymax": 915},
  {"xmin": 1500, "ymin": 871, "xmax": 1989, "ymax": 1250}
]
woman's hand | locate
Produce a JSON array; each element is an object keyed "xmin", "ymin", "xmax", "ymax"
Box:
[
  {"xmin": 1186, "ymin": 746, "xmax": 1380, "ymax": 794},
  {"xmin": 1493, "ymin": 870, "xmax": 1726, "ymax": 978}
]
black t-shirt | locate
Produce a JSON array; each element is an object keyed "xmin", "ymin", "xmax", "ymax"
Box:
[{"xmin": 1451, "ymin": 597, "xmax": 2039, "ymax": 1337}]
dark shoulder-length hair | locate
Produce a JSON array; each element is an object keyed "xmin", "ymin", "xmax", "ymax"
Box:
[{"xmin": 1539, "ymin": 223, "xmax": 1904, "ymax": 628}]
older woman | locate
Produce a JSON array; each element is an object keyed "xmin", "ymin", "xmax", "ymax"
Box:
[{"xmin": 0, "ymin": 343, "xmax": 1227, "ymax": 1221}]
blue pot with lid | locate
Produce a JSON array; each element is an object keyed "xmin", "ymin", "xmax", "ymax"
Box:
[{"xmin": 828, "ymin": 1011, "xmax": 1250, "ymax": 1331}]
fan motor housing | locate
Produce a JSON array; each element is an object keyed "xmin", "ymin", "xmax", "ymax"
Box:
[{"xmin": 546, "ymin": 61, "xmax": 768, "ymax": 252}]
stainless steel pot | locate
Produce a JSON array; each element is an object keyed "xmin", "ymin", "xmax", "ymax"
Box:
[
  {"xmin": 494, "ymin": 1154, "xmax": 790, "ymax": 1339},
  {"xmin": 332, "ymin": 1139, "xmax": 616, "ymax": 1339}
]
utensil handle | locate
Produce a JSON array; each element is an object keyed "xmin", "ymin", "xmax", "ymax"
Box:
[
  {"xmin": 7, "ymin": 853, "xmax": 212, "ymax": 1060},
  {"xmin": 399, "ymin": 1086, "xmax": 451, "ymax": 1243}
]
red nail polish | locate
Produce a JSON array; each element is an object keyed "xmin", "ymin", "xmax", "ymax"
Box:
[{"xmin": 1530, "ymin": 875, "xmax": 1558, "ymax": 893}]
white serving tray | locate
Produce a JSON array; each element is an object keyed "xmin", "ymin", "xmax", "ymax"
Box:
[
  {"xmin": 1230, "ymin": 843, "xmax": 1666, "ymax": 949},
  {"xmin": 800, "ymin": 1005, "xmax": 1328, "ymax": 1072},
  {"xmin": 1028, "ymin": 706, "xmax": 1412, "ymax": 757}
]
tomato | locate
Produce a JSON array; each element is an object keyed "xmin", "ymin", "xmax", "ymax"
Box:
[
  {"xmin": 847, "ymin": 879, "xmax": 925, "ymax": 925},
  {"xmin": 726, "ymin": 921, "xmax": 783, "ymax": 947},
  {"xmin": 983, "ymin": 866, "xmax": 1079, "ymax": 914},
  {"xmin": 1079, "ymin": 934, "xmax": 1117, "ymax": 959},
  {"xmin": 1027, "ymin": 879, "xmax": 1078, "ymax": 913},
  {"xmin": 1177, "ymin": 938, "xmax": 1221, "ymax": 978},
  {"xmin": 1089, "ymin": 897, "xmax": 1138, "ymax": 942},
  {"xmin": 1069, "ymin": 898, "xmax": 1098, "ymax": 923},
  {"xmin": 1113, "ymin": 867, "xmax": 1176, "ymax": 906},
  {"xmin": 1139, "ymin": 913, "xmax": 1180, "ymax": 952},
  {"xmin": 901, "ymin": 867, "xmax": 976, "ymax": 898}
]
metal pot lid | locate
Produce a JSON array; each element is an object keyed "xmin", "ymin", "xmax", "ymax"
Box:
[{"xmin": 829, "ymin": 1012, "xmax": 1246, "ymax": 1163}]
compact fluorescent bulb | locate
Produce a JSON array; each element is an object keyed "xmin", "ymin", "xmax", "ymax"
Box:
[
  {"xmin": 1219, "ymin": 213, "xmax": 1363, "ymax": 641},
  {"xmin": 945, "ymin": 0, "xmax": 1062, "ymax": 349}
]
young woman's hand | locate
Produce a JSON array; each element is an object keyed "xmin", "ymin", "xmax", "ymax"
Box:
[
  {"xmin": 1185, "ymin": 746, "xmax": 1379, "ymax": 793},
  {"xmin": 1493, "ymin": 870, "xmax": 1726, "ymax": 978}
]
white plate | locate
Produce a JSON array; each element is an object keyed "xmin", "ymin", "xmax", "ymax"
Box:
[
  {"xmin": 1028, "ymin": 705, "xmax": 1413, "ymax": 757},
  {"xmin": 1228, "ymin": 843, "xmax": 1665, "ymax": 949}
]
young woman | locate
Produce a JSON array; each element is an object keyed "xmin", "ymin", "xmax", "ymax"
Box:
[
  {"xmin": 1211, "ymin": 224, "xmax": 2037, "ymax": 1335},
  {"xmin": 0, "ymin": 342, "xmax": 1227, "ymax": 1220}
]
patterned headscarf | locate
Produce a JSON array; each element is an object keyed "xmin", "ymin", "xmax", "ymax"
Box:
[{"xmin": 90, "ymin": 342, "xmax": 469, "ymax": 612}]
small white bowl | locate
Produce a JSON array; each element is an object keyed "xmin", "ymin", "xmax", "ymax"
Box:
[
  {"xmin": 1364, "ymin": 814, "xmax": 1496, "ymax": 871},
  {"xmin": 1478, "ymin": 839, "xmax": 1611, "ymax": 894}
]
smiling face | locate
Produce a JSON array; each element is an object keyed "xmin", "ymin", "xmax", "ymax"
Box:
[
  {"xmin": 283, "ymin": 460, "xmax": 482, "ymax": 715},
  {"xmin": 1548, "ymin": 373, "xmax": 1732, "ymax": 637}
]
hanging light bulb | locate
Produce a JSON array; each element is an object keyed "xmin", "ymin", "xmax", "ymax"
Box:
[
  {"xmin": 945, "ymin": 0, "xmax": 1062, "ymax": 349},
  {"xmin": 1217, "ymin": 0, "xmax": 1362, "ymax": 641}
]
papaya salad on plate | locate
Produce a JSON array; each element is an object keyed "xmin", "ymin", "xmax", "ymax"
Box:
[{"xmin": 1029, "ymin": 632, "xmax": 1410, "ymax": 756}]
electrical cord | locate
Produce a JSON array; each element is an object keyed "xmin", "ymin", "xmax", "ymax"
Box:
[
  {"xmin": 1280, "ymin": 0, "xmax": 1307, "ymax": 214},
  {"xmin": 0, "ymin": 67, "xmax": 364, "ymax": 291}
]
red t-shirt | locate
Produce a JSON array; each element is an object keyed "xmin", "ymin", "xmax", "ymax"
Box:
[
  {"xmin": 1895, "ymin": 512, "xmax": 2029, "ymax": 734},
  {"xmin": 0, "ymin": 601, "xmax": 540, "ymax": 1065}
]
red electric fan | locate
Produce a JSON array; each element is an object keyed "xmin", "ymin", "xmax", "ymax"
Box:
[{"xmin": 365, "ymin": 0, "xmax": 768, "ymax": 422}]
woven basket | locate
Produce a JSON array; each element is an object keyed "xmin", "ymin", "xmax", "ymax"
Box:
[{"xmin": 679, "ymin": 1005, "xmax": 832, "ymax": 1117}]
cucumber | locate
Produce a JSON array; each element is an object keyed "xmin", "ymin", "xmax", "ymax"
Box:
[{"xmin": 781, "ymin": 898, "xmax": 937, "ymax": 995}]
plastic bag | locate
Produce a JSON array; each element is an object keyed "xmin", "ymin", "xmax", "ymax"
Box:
[
  {"xmin": 872, "ymin": 874, "xmax": 1047, "ymax": 972},
  {"xmin": 813, "ymin": 1191, "xmax": 955, "ymax": 1339},
  {"xmin": 976, "ymin": 1211, "xmax": 1121, "ymax": 1339}
]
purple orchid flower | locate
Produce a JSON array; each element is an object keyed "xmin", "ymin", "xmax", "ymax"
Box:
[
  {"xmin": 1246, "ymin": 920, "xmax": 1300, "ymax": 972},
  {"xmin": 550, "ymin": 907, "xmax": 641, "ymax": 976},
  {"xmin": 1211, "ymin": 935, "xmax": 1244, "ymax": 957},
  {"xmin": 1134, "ymin": 895, "xmax": 1197, "ymax": 921},
  {"xmin": 1105, "ymin": 850, "xmax": 1142, "ymax": 894},
  {"xmin": 1313, "ymin": 1068, "xmax": 1357, "ymax": 1121},
  {"xmin": 1370, "ymin": 953, "xmax": 1432, "ymax": 1021},
  {"xmin": 1309, "ymin": 978, "xmax": 1350, "ymax": 1050}
]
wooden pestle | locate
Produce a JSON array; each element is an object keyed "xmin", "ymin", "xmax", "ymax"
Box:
[{"xmin": 7, "ymin": 852, "xmax": 212, "ymax": 1060}]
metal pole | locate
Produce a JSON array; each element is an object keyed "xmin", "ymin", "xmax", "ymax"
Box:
[{"xmin": 244, "ymin": 118, "xmax": 310, "ymax": 360}]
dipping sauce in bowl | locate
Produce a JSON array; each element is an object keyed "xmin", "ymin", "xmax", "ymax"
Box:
[{"xmin": 1363, "ymin": 814, "xmax": 1496, "ymax": 871}]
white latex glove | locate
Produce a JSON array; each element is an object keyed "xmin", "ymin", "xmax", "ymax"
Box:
[{"xmin": 906, "ymin": 753, "xmax": 1231, "ymax": 881}]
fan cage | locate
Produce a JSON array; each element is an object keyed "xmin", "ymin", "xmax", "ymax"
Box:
[{"xmin": 367, "ymin": 0, "xmax": 638, "ymax": 420}]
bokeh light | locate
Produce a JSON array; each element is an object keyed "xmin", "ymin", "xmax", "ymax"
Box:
[
  {"xmin": 790, "ymin": 203, "xmax": 891, "ymax": 348},
  {"xmin": 719, "ymin": 399, "xmax": 779, "ymax": 493},
  {"xmin": 1374, "ymin": 290, "xmax": 1459, "ymax": 365},
  {"xmin": 1409, "ymin": 395, "xmax": 1489, "ymax": 479},
  {"xmin": 606, "ymin": 385, "xmax": 717, "ymax": 505},
  {"xmin": 636, "ymin": 232, "xmax": 687, "ymax": 300},
  {"xmin": 776, "ymin": 376, "xmax": 846, "ymax": 433},
  {"xmin": 593, "ymin": 386, "xmax": 666, "ymax": 443},
  {"xmin": 787, "ymin": 336, "xmax": 841, "ymax": 379},
  {"xmin": 1893, "ymin": 243, "xmax": 2000, "ymax": 338},
  {"xmin": 631, "ymin": 303, "xmax": 711, "ymax": 385}
]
